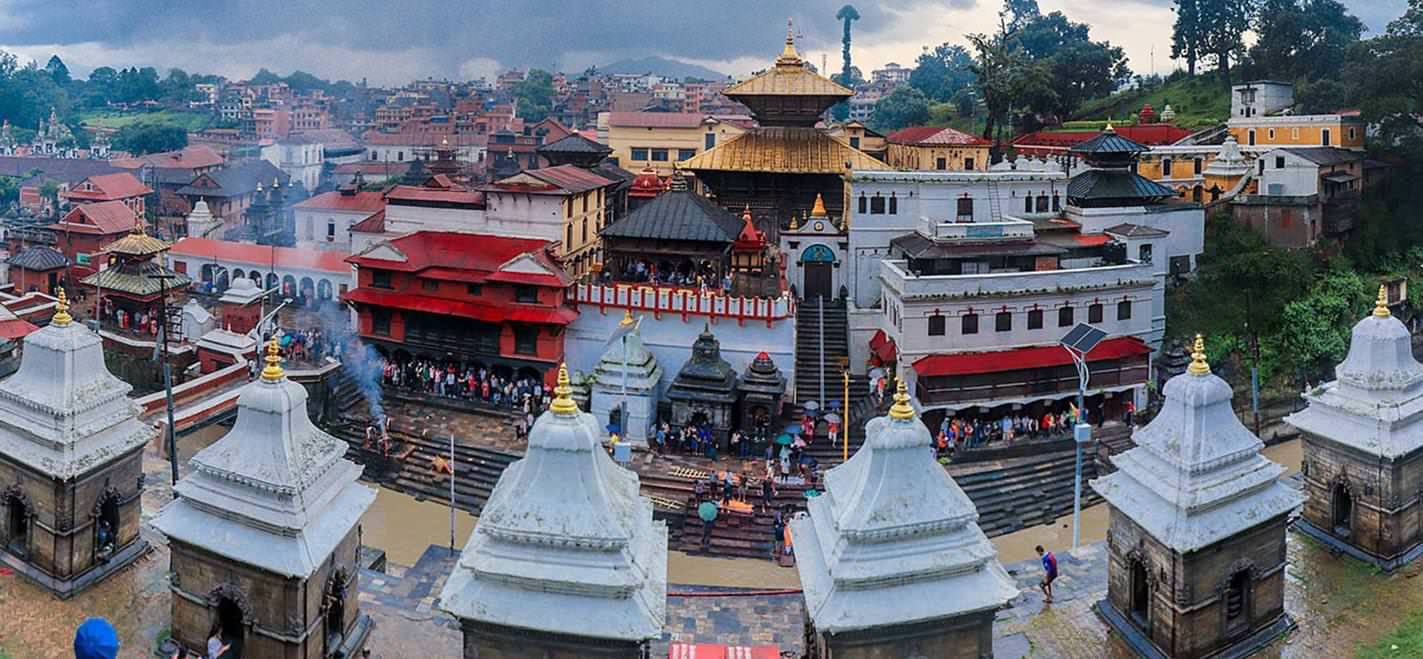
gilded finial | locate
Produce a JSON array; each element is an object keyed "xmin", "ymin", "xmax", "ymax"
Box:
[
  {"xmin": 777, "ymin": 18, "xmax": 802, "ymax": 64},
  {"xmin": 1104, "ymin": 119, "xmax": 1116, "ymax": 133},
  {"xmin": 260, "ymin": 337, "xmax": 285, "ymax": 382},
  {"xmin": 810, "ymin": 193, "xmax": 828, "ymax": 218},
  {"xmin": 1187, "ymin": 334, "xmax": 1210, "ymax": 376},
  {"xmin": 272, "ymin": 177, "xmax": 281, "ymax": 188},
  {"xmin": 889, "ymin": 376, "xmax": 915, "ymax": 420},
  {"xmin": 1375, "ymin": 285, "xmax": 1391, "ymax": 318},
  {"xmin": 789, "ymin": 210, "xmax": 799, "ymax": 231},
  {"xmin": 256, "ymin": 181, "xmax": 264, "ymax": 193},
  {"xmin": 620, "ymin": 308, "xmax": 635, "ymax": 327},
  {"xmin": 550, "ymin": 363, "xmax": 578, "ymax": 415},
  {"xmin": 52, "ymin": 287, "xmax": 72, "ymax": 327}
]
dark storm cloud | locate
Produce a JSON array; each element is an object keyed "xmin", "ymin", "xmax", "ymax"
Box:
[{"xmin": 0, "ymin": 0, "xmax": 976, "ymax": 74}]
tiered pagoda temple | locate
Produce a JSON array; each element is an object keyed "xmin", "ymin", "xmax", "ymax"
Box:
[
  {"xmin": 0, "ymin": 290, "xmax": 154, "ymax": 598},
  {"xmin": 600, "ymin": 168, "xmax": 746, "ymax": 288},
  {"xmin": 592, "ymin": 310, "xmax": 664, "ymax": 445},
  {"xmin": 154, "ymin": 339, "xmax": 376, "ymax": 658},
  {"xmin": 666, "ymin": 326, "xmax": 739, "ymax": 443},
  {"xmin": 440, "ymin": 364, "xmax": 667, "ymax": 657},
  {"xmin": 1285, "ymin": 288, "xmax": 1423, "ymax": 571},
  {"xmin": 82, "ymin": 219, "xmax": 191, "ymax": 337},
  {"xmin": 792, "ymin": 378, "xmax": 1017, "ymax": 656},
  {"xmin": 738, "ymin": 351, "xmax": 786, "ymax": 433},
  {"xmin": 1066, "ymin": 124, "xmax": 1177, "ymax": 209},
  {"xmin": 1092, "ymin": 337, "xmax": 1302, "ymax": 659},
  {"xmin": 682, "ymin": 22, "xmax": 888, "ymax": 236}
]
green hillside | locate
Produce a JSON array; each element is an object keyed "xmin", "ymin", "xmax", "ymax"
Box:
[
  {"xmin": 1072, "ymin": 74, "xmax": 1232, "ymax": 130},
  {"xmin": 79, "ymin": 109, "xmax": 213, "ymax": 132}
]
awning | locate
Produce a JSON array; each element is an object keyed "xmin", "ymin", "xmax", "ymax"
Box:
[
  {"xmin": 343, "ymin": 288, "xmax": 578, "ymax": 325},
  {"xmin": 912, "ymin": 336, "xmax": 1151, "ymax": 378},
  {"xmin": 0, "ymin": 319, "xmax": 38, "ymax": 341},
  {"xmin": 923, "ymin": 383, "xmax": 1142, "ymax": 413},
  {"xmin": 667, "ymin": 643, "xmax": 780, "ymax": 659},
  {"xmin": 869, "ymin": 329, "xmax": 897, "ymax": 365}
]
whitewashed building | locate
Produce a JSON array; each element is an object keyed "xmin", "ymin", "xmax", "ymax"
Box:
[
  {"xmin": 291, "ymin": 188, "xmax": 385, "ymax": 253},
  {"xmin": 260, "ymin": 135, "xmax": 324, "ymax": 192}
]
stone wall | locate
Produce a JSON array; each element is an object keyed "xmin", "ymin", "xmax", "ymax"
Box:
[
  {"xmin": 1301, "ymin": 435, "xmax": 1423, "ymax": 561},
  {"xmin": 811, "ymin": 611, "xmax": 995, "ymax": 659},
  {"xmin": 1106, "ymin": 510, "xmax": 1289, "ymax": 659},
  {"xmin": 458, "ymin": 620, "xmax": 647, "ymax": 658},
  {"xmin": 169, "ymin": 524, "xmax": 365, "ymax": 658}
]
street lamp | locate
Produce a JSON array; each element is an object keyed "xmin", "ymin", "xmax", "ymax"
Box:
[{"xmin": 1060, "ymin": 322, "xmax": 1107, "ymax": 551}]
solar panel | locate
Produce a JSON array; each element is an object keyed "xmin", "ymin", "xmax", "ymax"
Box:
[{"xmin": 1060, "ymin": 323, "xmax": 1108, "ymax": 354}]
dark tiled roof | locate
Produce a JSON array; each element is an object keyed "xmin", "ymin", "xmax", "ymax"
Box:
[
  {"xmin": 1068, "ymin": 131, "xmax": 1150, "ymax": 156},
  {"xmin": 81, "ymin": 261, "xmax": 191, "ymax": 296},
  {"xmin": 601, "ymin": 190, "xmax": 743, "ymax": 244},
  {"xmin": 537, "ymin": 133, "xmax": 612, "ymax": 156},
  {"xmin": 176, "ymin": 159, "xmax": 288, "ymax": 198},
  {"xmin": 1105, "ymin": 223, "xmax": 1171, "ymax": 238},
  {"xmin": 1067, "ymin": 170, "xmax": 1175, "ymax": 203},
  {"xmin": 7, "ymin": 246, "xmax": 66, "ymax": 271},
  {"xmin": 0, "ymin": 157, "xmax": 122, "ymax": 185},
  {"xmin": 1282, "ymin": 147, "xmax": 1365, "ymax": 166}
]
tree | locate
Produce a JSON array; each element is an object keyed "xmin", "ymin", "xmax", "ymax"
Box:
[
  {"xmin": 869, "ymin": 87, "xmax": 931, "ymax": 131},
  {"xmin": 1197, "ymin": 0, "xmax": 1255, "ymax": 87},
  {"xmin": 44, "ymin": 55, "xmax": 69, "ymax": 85},
  {"xmin": 1248, "ymin": 0, "xmax": 1362, "ymax": 80},
  {"xmin": 1277, "ymin": 264, "xmax": 1369, "ymax": 382},
  {"xmin": 1012, "ymin": 12, "xmax": 1128, "ymax": 117},
  {"xmin": 511, "ymin": 69, "xmax": 555, "ymax": 122},
  {"xmin": 909, "ymin": 43, "xmax": 976, "ymax": 102},
  {"xmin": 1171, "ymin": 0, "xmax": 1203, "ymax": 75},
  {"xmin": 1003, "ymin": 0, "xmax": 1041, "ymax": 31},
  {"xmin": 836, "ymin": 5, "xmax": 861, "ymax": 82},
  {"xmin": 112, "ymin": 124, "xmax": 187, "ymax": 155}
]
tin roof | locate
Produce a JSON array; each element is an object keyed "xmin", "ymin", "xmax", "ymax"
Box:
[{"xmin": 680, "ymin": 127, "xmax": 889, "ymax": 174}]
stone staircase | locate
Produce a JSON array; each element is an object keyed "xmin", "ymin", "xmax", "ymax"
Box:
[
  {"xmin": 947, "ymin": 444, "xmax": 1104, "ymax": 538},
  {"xmin": 636, "ymin": 460, "xmax": 811, "ymax": 559},
  {"xmin": 793, "ymin": 298, "xmax": 849, "ymax": 412}
]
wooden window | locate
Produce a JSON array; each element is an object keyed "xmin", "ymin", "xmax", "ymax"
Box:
[
  {"xmin": 956, "ymin": 196, "xmax": 973, "ymax": 219},
  {"xmin": 1193, "ymin": 158, "xmax": 1203, "ymax": 175},
  {"xmin": 961, "ymin": 313, "xmax": 979, "ymax": 335},
  {"xmin": 928, "ymin": 314, "xmax": 945, "ymax": 336},
  {"xmin": 888, "ymin": 194, "xmax": 898, "ymax": 215},
  {"xmin": 1162, "ymin": 158, "xmax": 1173, "ymax": 177},
  {"xmin": 651, "ymin": 148, "xmax": 669, "ymax": 162},
  {"xmin": 514, "ymin": 326, "xmax": 538, "ymax": 355},
  {"xmin": 514, "ymin": 285, "xmax": 539, "ymax": 304},
  {"xmin": 421, "ymin": 279, "xmax": 439, "ymax": 292},
  {"xmin": 1058, "ymin": 306, "xmax": 1074, "ymax": 327},
  {"xmin": 1089, "ymin": 303, "xmax": 1104, "ymax": 324},
  {"xmin": 372, "ymin": 310, "xmax": 391, "ymax": 336},
  {"xmin": 936, "ymin": 157, "xmax": 947, "ymax": 170},
  {"xmin": 858, "ymin": 195, "xmax": 868, "ymax": 214},
  {"xmin": 995, "ymin": 311, "xmax": 1012, "ymax": 332},
  {"xmin": 1027, "ymin": 309, "xmax": 1043, "ymax": 330},
  {"xmin": 677, "ymin": 149, "xmax": 696, "ymax": 161},
  {"xmin": 870, "ymin": 196, "xmax": 885, "ymax": 214},
  {"xmin": 467, "ymin": 283, "xmax": 482, "ymax": 296},
  {"xmin": 1036, "ymin": 195, "xmax": 1049, "ymax": 212},
  {"xmin": 1117, "ymin": 300, "xmax": 1132, "ymax": 320},
  {"xmin": 964, "ymin": 157, "xmax": 975, "ymax": 171},
  {"xmin": 371, "ymin": 271, "xmax": 392, "ymax": 289}
]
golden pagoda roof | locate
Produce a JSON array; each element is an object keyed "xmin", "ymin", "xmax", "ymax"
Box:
[
  {"xmin": 103, "ymin": 222, "xmax": 171, "ymax": 257},
  {"xmin": 724, "ymin": 22, "xmax": 853, "ymax": 100},
  {"xmin": 680, "ymin": 127, "xmax": 890, "ymax": 174}
]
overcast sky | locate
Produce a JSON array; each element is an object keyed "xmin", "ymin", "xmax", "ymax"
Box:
[{"xmin": 0, "ymin": 0, "xmax": 1408, "ymax": 86}]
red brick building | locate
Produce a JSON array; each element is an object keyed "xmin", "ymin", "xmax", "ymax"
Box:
[
  {"xmin": 344, "ymin": 231, "xmax": 575, "ymax": 384},
  {"xmin": 47, "ymin": 200, "xmax": 141, "ymax": 279},
  {"xmin": 59, "ymin": 172, "xmax": 152, "ymax": 217}
]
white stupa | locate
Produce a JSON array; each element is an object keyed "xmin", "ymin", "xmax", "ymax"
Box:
[
  {"xmin": 439, "ymin": 364, "xmax": 667, "ymax": 646},
  {"xmin": 1092, "ymin": 336, "xmax": 1302, "ymax": 553},
  {"xmin": 792, "ymin": 379, "xmax": 1017, "ymax": 639},
  {"xmin": 1204, "ymin": 135, "xmax": 1252, "ymax": 179},
  {"xmin": 153, "ymin": 338, "xmax": 376, "ymax": 578},
  {"xmin": 0, "ymin": 288, "xmax": 154, "ymax": 478},
  {"xmin": 185, "ymin": 198, "xmax": 220, "ymax": 239},
  {"xmin": 591, "ymin": 310, "xmax": 663, "ymax": 444}
]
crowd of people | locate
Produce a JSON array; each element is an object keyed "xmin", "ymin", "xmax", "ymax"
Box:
[
  {"xmin": 379, "ymin": 356, "xmax": 551, "ymax": 417},
  {"xmin": 931, "ymin": 401, "xmax": 1131, "ymax": 456},
  {"xmin": 606, "ymin": 259, "xmax": 733, "ymax": 293}
]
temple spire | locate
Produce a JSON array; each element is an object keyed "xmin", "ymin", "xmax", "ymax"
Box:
[
  {"xmin": 1187, "ymin": 334, "xmax": 1211, "ymax": 376},
  {"xmin": 52, "ymin": 287, "xmax": 72, "ymax": 327},
  {"xmin": 810, "ymin": 192, "xmax": 828, "ymax": 218},
  {"xmin": 889, "ymin": 376, "xmax": 914, "ymax": 420},
  {"xmin": 620, "ymin": 308, "xmax": 635, "ymax": 327},
  {"xmin": 550, "ymin": 363, "xmax": 578, "ymax": 415},
  {"xmin": 260, "ymin": 337, "xmax": 285, "ymax": 382},
  {"xmin": 777, "ymin": 18, "xmax": 802, "ymax": 65},
  {"xmin": 1375, "ymin": 285, "xmax": 1391, "ymax": 318}
]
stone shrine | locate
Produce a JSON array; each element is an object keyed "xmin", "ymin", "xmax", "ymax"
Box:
[
  {"xmin": 440, "ymin": 364, "xmax": 667, "ymax": 658},
  {"xmin": 1092, "ymin": 336, "xmax": 1301, "ymax": 659},
  {"xmin": 592, "ymin": 310, "xmax": 663, "ymax": 445},
  {"xmin": 738, "ymin": 351, "xmax": 786, "ymax": 434},
  {"xmin": 666, "ymin": 326, "xmax": 739, "ymax": 443},
  {"xmin": 0, "ymin": 289, "xmax": 154, "ymax": 598},
  {"xmin": 792, "ymin": 378, "xmax": 1017, "ymax": 658},
  {"xmin": 1285, "ymin": 288, "xmax": 1423, "ymax": 570},
  {"xmin": 153, "ymin": 339, "xmax": 376, "ymax": 658}
]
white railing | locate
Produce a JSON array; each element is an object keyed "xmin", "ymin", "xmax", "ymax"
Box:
[
  {"xmin": 573, "ymin": 283, "xmax": 795, "ymax": 321},
  {"xmin": 880, "ymin": 259, "xmax": 1155, "ymax": 300},
  {"xmin": 918, "ymin": 216, "xmax": 1036, "ymax": 242}
]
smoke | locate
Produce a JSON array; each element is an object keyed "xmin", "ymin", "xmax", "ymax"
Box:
[{"xmin": 317, "ymin": 304, "xmax": 385, "ymax": 424}]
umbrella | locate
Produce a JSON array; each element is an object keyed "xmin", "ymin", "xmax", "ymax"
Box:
[
  {"xmin": 783, "ymin": 424, "xmax": 803, "ymax": 436},
  {"xmin": 804, "ymin": 488, "xmax": 821, "ymax": 498},
  {"xmin": 698, "ymin": 501, "xmax": 719, "ymax": 522},
  {"xmin": 74, "ymin": 618, "xmax": 120, "ymax": 659},
  {"xmin": 828, "ymin": 399, "xmax": 842, "ymax": 411},
  {"xmin": 824, "ymin": 412, "xmax": 842, "ymax": 424},
  {"xmin": 775, "ymin": 434, "xmax": 794, "ymax": 446},
  {"xmin": 802, "ymin": 401, "xmax": 821, "ymax": 413},
  {"xmin": 793, "ymin": 438, "xmax": 807, "ymax": 449},
  {"xmin": 868, "ymin": 367, "xmax": 886, "ymax": 380}
]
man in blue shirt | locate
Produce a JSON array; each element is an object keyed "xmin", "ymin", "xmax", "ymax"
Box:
[{"xmin": 1036, "ymin": 545, "xmax": 1058, "ymax": 603}]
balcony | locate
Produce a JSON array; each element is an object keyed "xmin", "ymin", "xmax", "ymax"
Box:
[
  {"xmin": 917, "ymin": 217, "xmax": 1036, "ymax": 242},
  {"xmin": 879, "ymin": 258, "xmax": 1156, "ymax": 302}
]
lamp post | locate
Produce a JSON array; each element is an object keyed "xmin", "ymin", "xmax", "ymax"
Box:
[
  {"xmin": 1060, "ymin": 323, "xmax": 1106, "ymax": 552},
  {"xmin": 842, "ymin": 368, "xmax": 850, "ymax": 462}
]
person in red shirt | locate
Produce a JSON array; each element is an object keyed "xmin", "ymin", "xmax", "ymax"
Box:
[{"xmin": 1037, "ymin": 545, "xmax": 1059, "ymax": 603}]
